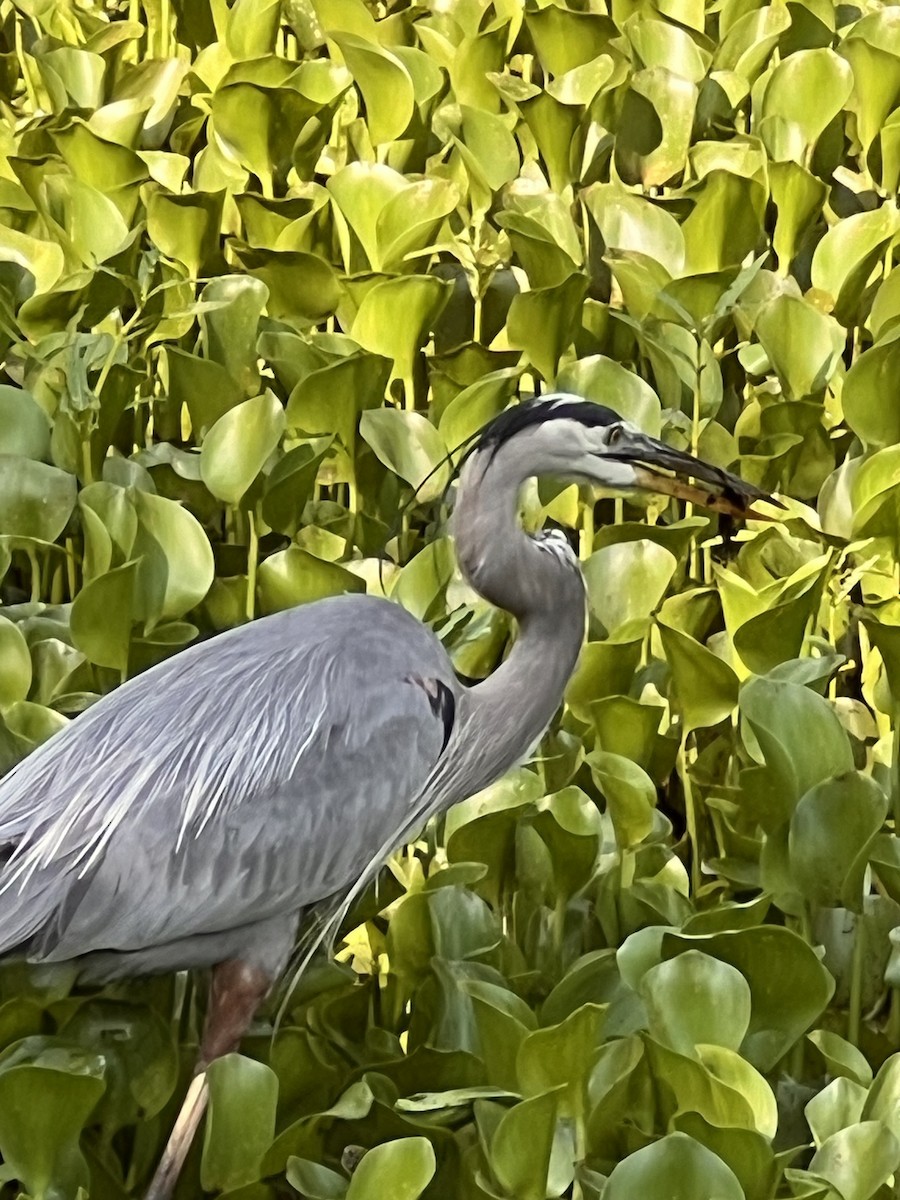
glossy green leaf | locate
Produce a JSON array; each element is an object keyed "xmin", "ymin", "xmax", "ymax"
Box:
[
  {"xmin": 256, "ymin": 547, "xmax": 364, "ymax": 615},
  {"xmin": 557, "ymin": 358, "xmax": 661, "ymax": 436},
  {"xmin": 739, "ymin": 677, "xmax": 854, "ymax": 820},
  {"xmin": 200, "ymin": 276, "xmax": 269, "ymax": 398},
  {"xmin": 351, "ymin": 276, "xmax": 452, "ymax": 389},
  {"xmin": 659, "ymin": 620, "xmax": 739, "ymax": 731},
  {"xmin": 203, "ymin": 1054, "xmax": 279, "ymax": 1193},
  {"xmin": 662, "ymin": 926, "xmax": 835, "ymax": 1071},
  {"xmin": 844, "ymin": 330, "xmax": 900, "ymax": 450},
  {"xmin": 640, "ymin": 951, "xmax": 751, "ymax": 1054},
  {"xmin": 0, "ymin": 387, "xmax": 51, "ymax": 460},
  {"xmin": 133, "ymin": 490, "xmax": 215, "ymax": 625},
  {"xmin": 490, "ymin": 1088, "xmax": 561, "ymax": 1200},
  {"xmin": 0, "ymin": 616, "xmax": 32, "ymax": 710},
  {"xmin": 757, "ymin": 49, "xmax": 853, "ymax": 159},
  {"xmin": 604, "ymin": 1133, "xmax": 743, "ymax": 1200},
  {"xmin": 359, "ymin": 409, "xmax": 449, "ymax": 501},
  {"xmin": 808, "ymin": 1122, "xmax": 900, "ymax": 1200},
  {"xmin": 286, "ymin": 1156, "xmax": 348, "ymax": 1199},
  {"xmin": 0, "ymin": 1038, "xmax": 106, "ymax": 1200},
  {"xmin": 334, "ymin": 35, "xmax": 415, "ymax": 145},
  {"xmin": 789, "ymin": 772, "xmax": 888, "ymax": 910},
  {"xmin": 345, "ymin": 1138, "xmax": 435, "ymax": 1200},
  {"xmin": 200, "ymin": 392, "xmax": 285, "ymax": 505},
  {"xmin": 811, "ymin": 206, "xmax": 900, "ymax": 323},
  {"xmin": 70, "ymin": 560, "xmax": 138, "ymax": 672},
  {"xmin": 584, "ymin": 541, "xmax": 677, "ymax": 640},
  {"xmin": 615, "ymin": 68, "xmax": 698, "ymax": 188},
  {"xmin": 754, "ymin": 294, "xmax": 845, "ymax": 399},
  {"xmin": 588, "ymin": 751, "xmax": 656, "ymax": 849},
  {"xmin": 0, "ymin": 458, "xmax": 76, "ymax": 541},
  {"xmin": 582, "ymin": 184, "xmax": 685, "ymax": 276}
]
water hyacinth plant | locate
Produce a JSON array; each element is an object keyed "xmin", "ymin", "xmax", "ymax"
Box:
[{"xmin": 0, "ymin": 0, "xmax": 900, "ymax": 1197}]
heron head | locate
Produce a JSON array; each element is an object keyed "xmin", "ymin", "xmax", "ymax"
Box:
[{"xmin": 473, "ymin": 393, "xmax": 780, "ymax": 520}]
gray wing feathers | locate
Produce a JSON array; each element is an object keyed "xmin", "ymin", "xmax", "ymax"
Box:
[{"xmin": 0, "ymin": 596, "xmax": 456, "ymax": 963}]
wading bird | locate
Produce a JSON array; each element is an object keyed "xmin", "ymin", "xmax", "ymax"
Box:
[{"xmin": 0, "ymin": 396, "xmax": 773, "ymax": 1197}]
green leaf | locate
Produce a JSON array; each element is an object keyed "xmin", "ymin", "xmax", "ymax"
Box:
[
  {"xmin": 0, "ymin": 616, "xmax": 32, "ymax": 710},
  {"xmin": 517, "ymin": 1004, "xmax": 606, "ymax": 1119},
  {"xmin": 262, "ymin": 438, "xmax": 332, "ymax": 537},
  {"xmin": 334, "ymin": 34, "xmax": 415, "ymax": 145},
  {"xmin": 70, "ymin": 560, "xmax": 138, "ymax": 672},
  {"xmin": 0, "ymin": 457, "xmax": 76, "ymax": 541},
  {"xmin": 437, "ymin": 369, "xmax": 522, "ymax": 451},
  {"xmin": 864, "ymin": 1055, "xmax": 900, "ymax": 1142},
  {"xmin": 556, "ymin": 357, "xmax": 661, "ymax": 436},
  {"xmin": 680, "ymin": 171, "xmax": 765, "ymax": 274},
  {"xmin": 754, "ymin": 294, "xmax": 845, "ymax": 399},
  {"xmin": 788, "ymin": 771, "xmax": 888, "ymax": 911},
  {"xmin": 351, "ymin": 276, "xmax": 452, "ymax": 389},
  {"xmin": 489, "ymin": 1089, "xmax": 562, "ymax": 1200},
  {"xmin": 808, "ymin": 1122, "xmax": 900, "ymax": 1200},
  {"xmin": 811, "ymin": 206, "xmax": 900, "ymax": 323},
  {"xmin": 345, "ymin": 1138, "xmax": 435, "ymax": 1200},
  {"xmin": 226, "ymin": 0, "xmax": 282, "ymax": 59},
  {"xmin": 739, "ymin": 677, "xmax": 854, "ymax": 821},
  {"xmin": 132, "ymin": 490, "xmax": 215, "ymax": 626},
  {"xmin": 200, "ymin": 276, "xmax": 269, "ymax": 398},
  {"xmin": 662, "ymin": 926, "xmax": 835, "ymax": 1071},
  {"xmin": 844, "ymin": 329, "xmax": 900, "ymax": 450},
  {"xmin": 658, "ymin": 620, "xmax": 739, "ymax": 731},
  {"xmin": 256, "ymin": 548, "xmax": 364, "ymax": 615},
  {"xmin": 588, "ymin": 751, "xmax": 656, "ymax": 849},
  {"xmin": 805, "ymin": 1077, "xmax": 868, "ymax": 1148},
  {"xmin": 641, "ymin": 951, "xmax": 751, "ymax": 1055},
  {"xmin": 327, "ymin": 164, "xmax": 457, "ymax": 273},
  {"xmin": 446, "ymin": 105, "xmax": 521, "ymax": 193},
  {"xmin": 807, "ymin": 1030, "xmax": 873, "ymax": 1089},
  {"xmin": 145, "ymin": 186, "xmax": 224, "ymax": 278},
  {"xmin": 359, "ymin": 409, "xmax": 449, "ymax": 501},
  {"xmin": 0, "ymin": 387, "xmax": 51, "ymax": 460},
  {"xmin": 0, "ymin": 1038, "xmax": 106, "ymax": 1200},
  {"xmin": 582, "ymin": 184, "xmax": 685, "ymax": 277},
  {"xmin": 202, "ymin": 1054, "xmax": 279, "ymax": 1193},
  {"xmin": 61, "ymin": 999, "xmax": 178, "ymax": 1129},
  {"xmin": 615, "ymin": 68, "xmax": 698, "ymax": 188},
  {"xmin": 200, "ymin": 392, "xmax": 285, "ymax": 506},
  {"xmin": 604, "ymin": 1133, "xmax": 743, "ymax": 1200},
  {"xmin": 757, "ymin": 48, "xmax": 853, "ymax": 159},
  {"xmin": 506, "ymin": 274, "xmax": 589, "ymax": 381},
  {"xmin": 231, "ymin": 246, "xmax": 341, "ymax": 325},
  {"xmin": 583, "ymin": 540, "xmax": 677, "ymax": 640},
  {"xmin": 286, "ymin": 1157, "xmax": 348, "ymax": 1199},
  {"xmin": 769, "ymin": 161, "xmax": 827, "ymax": 271}
]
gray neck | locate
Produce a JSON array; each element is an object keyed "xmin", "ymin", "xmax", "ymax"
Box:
[{"xmin": 450, "ymin": 446, "xmax": 587, "ymax": 793}]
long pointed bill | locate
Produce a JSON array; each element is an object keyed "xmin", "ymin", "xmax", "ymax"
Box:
[{"xmin": 611, "ymin": 431, "xmax": 784, "ymax": 520}]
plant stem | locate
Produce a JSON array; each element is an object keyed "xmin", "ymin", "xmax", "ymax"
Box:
[
  {"xmin": 65, "ymin": 537, "xmax": 78, "ymax": 601},
  {"xmin": 246, "ymin": 508, "xmax": 258, "ymax": 623},
  {"xmin": 579, "ymin": 488, "xmax": 594, "ymax": 559},
  {"xmin": 680, "ymin": 735, "xmax": 702, "ymax": 896},
  {"xmin": 26, "ymin": 546, "xmax": 41, "ymax": 603},
  {"xmin": 81, "ymin": 438, "xmax": 94, "ymax": 485},
  {"xmin": 848, "ymin": 909, "xmax": 865, "ymax": 1047}
]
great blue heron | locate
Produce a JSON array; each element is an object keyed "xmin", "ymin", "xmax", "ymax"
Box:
[{"xmin": 0, "ymin": 395, "xmax": 773, "ymax": 1197}]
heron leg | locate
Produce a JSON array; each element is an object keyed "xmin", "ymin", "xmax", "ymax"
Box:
[{"xmin": 145, "ymin": 959, "xmax": 271, "ymax": 1200}]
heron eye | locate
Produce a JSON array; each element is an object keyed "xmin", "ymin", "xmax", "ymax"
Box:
[{"xmin": 607, "ymin": 425, "xmax": 625, "ymax": 446}]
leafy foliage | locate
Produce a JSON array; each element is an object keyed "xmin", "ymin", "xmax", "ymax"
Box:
[{"xmin": 0, "ymin": 0, "xmax": 899, "ymax": 1198}]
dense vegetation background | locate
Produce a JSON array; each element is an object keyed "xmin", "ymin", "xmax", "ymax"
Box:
[{"xmin": 1, "ymin": 0, "xmax": 900, "ymax": 1196}]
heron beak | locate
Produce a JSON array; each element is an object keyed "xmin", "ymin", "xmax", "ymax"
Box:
[{"xmin": 609, "ymin": 431, "xmax": 784, "ymax": 521}]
